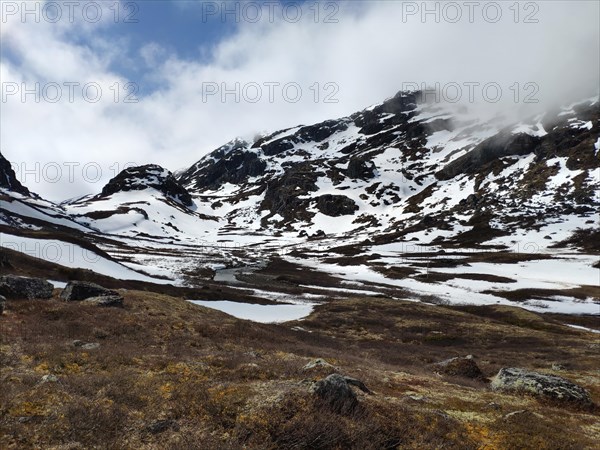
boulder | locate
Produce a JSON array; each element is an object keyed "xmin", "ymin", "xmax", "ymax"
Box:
[
  {"xmin": 60, "ymin": 281, "xmax": 118, "ymax": 301},
  {"xmin": 310, "ymin": 374, "xmax": 372, "ymax": 414},
  {"xmin": 0, "ymin": 275, "xmax": 53, "ymax": 300},
  {"xmin": 491, "ymin": 368, "xmax": 593, "ymax": 407},
  {"xmin": 83, "ymin": 295, "xmax": 124, "ymax": 307},
  {"xmin": 303, "ymin": 358, "xmax": 335, "ymax": 371},
  {"xmin": 40, "ymin": 374, "xmax": 59, "ymax": 384},
  {"xmin": 72, "ymin": 340, "xmax": 100, "ymax": 350},
  {"xmin": 435, "ymin": 355, "xmax": 484, "ymax": 379}
]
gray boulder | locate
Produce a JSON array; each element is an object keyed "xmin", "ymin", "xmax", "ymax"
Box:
[
  {"xmin": 60, "ymin": 281, "xmax": 118, "ymax": 301},
  {"xmin": 303, "ymin": 358, "xmax": 335, "ymax": 371},
  {"xmin": 310, "ymin": 374, "xmax": 372, "ymax": 413},
  {"xmin": 0, "ymin": 275, "xmax": 53, "ymax": 300},
  {"xmin": 72, "ymin": 340, "xmax": 100, "ymax": 350},
  {"xmin": 83, "ymin": 295, "xmax": 124, "ymax": 307},
  {"xmin": 40, "ymin": 374, "xmax": 59, "ymax": 384},
  {"xmin": 491, "ymin": 368, "xmax": 593, "ymax": 407}
]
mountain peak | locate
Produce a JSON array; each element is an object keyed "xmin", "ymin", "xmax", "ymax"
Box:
[
  {"xmin": 0, "ymin": 151, "xmax": 30, "ymax": 196},
  {"xmin": 100, "ymin": 164, "xmax": 193, "ymax": 207}
]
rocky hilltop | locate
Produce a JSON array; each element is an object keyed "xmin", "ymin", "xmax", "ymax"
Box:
[
  {"xmin": 0, "ymin": 151, "xmax": 30, "ymax": 196},
  {"xmin": 100, "ymin": 164, "xmax": 194, "ymax": 207}
]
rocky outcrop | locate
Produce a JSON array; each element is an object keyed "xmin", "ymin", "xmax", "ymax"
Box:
[
  {"xmin": 101, "ymin": 165, "xmax": 193, "ymax": 206},
  {"xmin": 296, "ymin": 120, "xmax": 350, "ymax": 143},
  {"xmin": 435, "ymin": 355, "xmax": 484, "ymax": 379},
  {"xmin": 316, "ymin": 195, "xmax": 359, "ymax": 217},
  {"xmin": 436, "ymin": 132, "xmax": 542, "ymax": 180},
  {"xmin": 261, "ymin": 137, "xmax": 296, "ymax": 156},
  {"xmin": 260, "ymin": 162, "xmax": 321, "ymax": 222},
  {"xmin": 0, "ymin": 275, "xmax": 53, "ymax": 300},
  {"xmin": 491, "ymin": 368, "xmax": 593, "ymax": 407},
  {"xmin": 0, "ymin": 151, "xmax": 30, "ymax": 196},
  {"xmin": 310, "ymin": 374, "xmax": 372, "ymax": 413},
  {"xmin": 60, "ymin": 281, "xmax": 119, "ymax": 301},
  {"xmin": 347, "ymin": 157, "xmax": 375, "ymax": 180},
  {"xmin": 178, "ymin": 140, "xmax": 267, "ymax": 190}
]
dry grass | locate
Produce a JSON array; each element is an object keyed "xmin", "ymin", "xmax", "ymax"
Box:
[{"xmin": 1, "ymin": 291, "xmax": 599, "ymax": 449}]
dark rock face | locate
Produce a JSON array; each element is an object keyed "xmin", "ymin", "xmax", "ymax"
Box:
[
  {"xmin": 316, "ymin": 195, "xmax": 359, "ymax": 217},
  {"xmin": 347, "ymin": 157, "xmax": 375, "ymax": 180},
  {"xmin": 0, "ymin": 152, "xmax": 30, "ymax": 195},
  {"xmin": 0, "ymin": 275, "xmax": 53, "ymax": 300},
  {"xmin": 261, "ymin": 138, "xmax": 296, "ymax": 156},
  {"xmin": 435, "ymin": 356, "xmax": 484, "ymax": 379},
  {"xmin": 260, "ymin": 162, "xmax": 320, "ymax": 221},
  {"xmin": 436, "ymin": 132, "xmax": 542, "ymax": 180},
  {"xmin": 310, "ymin": 374, "xmax": 372, "ymax": 414},
  {"xmin": 60, "ymin": 281, "xmax": 118, "ymax": 301},
  {"xmin": 378, "ymin": 90, "xmax": 419, "ymax": 115},
  {"xmin": 178, "ymin": 141, "xmax": 267, "ymax": 190},
  {"xmin": 83, "ymin": 295, "xmax": 124, "ymax": 307},
  {"xmin": 101, "ymin": 165, "xmax": 193, "ymax": 207},
  {"xmin": 491, "ymin": 368, "xmax": 593, "ymax": 407},
  {"xmin": 296, "ymin": 120, "xmax": 349, "ymax": 143}
]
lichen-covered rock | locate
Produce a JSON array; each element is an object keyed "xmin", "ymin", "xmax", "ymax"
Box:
[
  {"xmin": 83, "ymin": 295, "xmax": 124, "ymax": 307},
  {"xmin": 310, "ymin": 374, "xmax": 372, "ymax": 413},
  {"xmin": 60, "ymin": 281, "xmax": 118, "ymax": 301},
  {"xmin": 491, "ymin": 368, "xmax": 593, "ymax": 407},
  {"xmin": 0, "ymin": 275, "xmax": 53, "ymax": 300},
  {"xmin": 303, "ymin": 358, "xmax": 335, "ymax": 371},
  {"xmin": 435, "ymin": 355, "xmax": 484, "ymax": 379}
]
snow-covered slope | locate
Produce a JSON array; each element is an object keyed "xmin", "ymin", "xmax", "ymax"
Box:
[
  {"xmin": 178, "ymin": 91, "xmax": 600, "ymax": 251},
  {"xmin": 64, "ymin": 164, "xmax": 221, "ymax": 243}
]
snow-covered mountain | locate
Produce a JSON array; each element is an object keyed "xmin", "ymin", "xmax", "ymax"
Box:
[
  {"xmin": 1, "ymin": 91, "xmax": 599, "ymax": 313},
  {"xmin": 177, "ymin": 91, "xmax": 599, "ymax": 249}
]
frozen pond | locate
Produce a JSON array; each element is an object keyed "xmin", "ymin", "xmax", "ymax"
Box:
[{"xmin": 189, "ymin": 300, "xmax": 314, "ymax": 323}]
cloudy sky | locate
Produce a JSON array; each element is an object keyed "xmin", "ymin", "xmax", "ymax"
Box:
[{"xmin": 1, "ymin": 0, "xmax": 598, "ymax": 200}]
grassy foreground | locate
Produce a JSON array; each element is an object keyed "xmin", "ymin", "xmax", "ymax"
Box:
[{"xmin": 1, "ymin": 290, "xmax": 599, "ymax": 449}]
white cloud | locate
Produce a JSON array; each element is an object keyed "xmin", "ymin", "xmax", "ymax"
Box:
[{"xmin": 1, "ymin": 0, "xmax": 598, "ymax": 201}]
